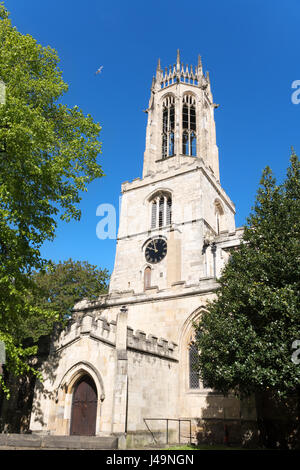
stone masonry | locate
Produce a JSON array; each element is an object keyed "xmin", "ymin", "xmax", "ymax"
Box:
[{"xmin": 29, "ymin": 52, "xmax": 256, "ymax": 448}]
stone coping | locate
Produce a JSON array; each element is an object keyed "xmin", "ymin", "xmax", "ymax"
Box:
[
  {"xmin": 0, "ymin": 434, "xmax": 118, "ymax": 450},
  {"xmin": 72, "ymin": 278, "xmax": 219, "ymax": 313}
]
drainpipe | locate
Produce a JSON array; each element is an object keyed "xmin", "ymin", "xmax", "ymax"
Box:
[{"xmin": 125, "ymin": 377, "xmax": 128, "ymax": 434}]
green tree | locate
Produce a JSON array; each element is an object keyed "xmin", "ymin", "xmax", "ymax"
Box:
[
  {"xmin": 24, "ymin": 259, "xmax": 110, "ymax": 341},
  {"xmin": 0, "ymin": 3, "xmax": 104, "ymax": 395},
  {"xmin": 195, "ymin": 153, "xmax": 300, "ymax": 445}
]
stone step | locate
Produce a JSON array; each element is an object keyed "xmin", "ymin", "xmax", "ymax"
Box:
[{"xmin": 0, "ymin": 434, "xmax": 118, "ymax": 450}]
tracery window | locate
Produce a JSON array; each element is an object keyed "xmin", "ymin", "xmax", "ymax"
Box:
[
  {"xmin": 188, "ymin": 332, "xmax": 209, "ymax": 390},
  {"xmin": 162, "ymin": 95, "xmax": 175, "ymax": 159},
  {"xmin": 182, "ymin": 95, "xmax": 197, "ymax": 156},
  {"xmin": 189, "ymin": 341, "xmax": 200, "ymax": 389},
  {"xmin": 150, "ymin": 192, "xmax": 172, "ymax": 229}
]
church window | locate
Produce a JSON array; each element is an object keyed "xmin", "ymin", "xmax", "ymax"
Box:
[
  {"xmin": 190, "ymin": 131, "xmax": 196, "ymax": 156},
  {"xmin": 190, "ymin": 105, "xmax": 196, "ymax": 131},
  {"xmin": 188, "ymin": 330, "xmax": 210, "ymax": 390},
  {"xmin": 166, "ymin": 197, "xmax": 172, "ymax": 225},
  {"xmin": 169, "ymin": 131, "xmax": 174, "ymax": 156},
  {"xmin": 144, "ymin": 266, "xmax": 151, "ymax": 290},
  {"xmin": 162, "ymin": 95, "xmax": 175, "ymax": 159},
  {"xmin": 189, "ymin": 341, "xmax": 200, "ymax": 389},
  {"xmin": 151, "ymin": 200, "xmax": 157, "ymax": 229},
  {"xmin": 162, "ymin": 134, "xmax": 167, "ymax": 159},
  {"xmin": 182, "ymin": 131, "xmax": 188, "ymax": 155},
  {"xmin": 182, "ymin": 104, "xmax": 189, "ymax": 129},
  {"xmin": 150, "ymin": 192, "xmax": 172, "ymax": 229},
  {"xmin": 182, "ymin": 94, "xmax": 197, "ymax": 157},
  {"xmin": 158, "ymin": 196, "xmax": 164, "ymax": 227}
]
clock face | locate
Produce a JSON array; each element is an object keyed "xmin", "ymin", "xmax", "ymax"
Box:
[{"xmin": 145, "ymin": 238, "xmax": 167, "ymax": 264}]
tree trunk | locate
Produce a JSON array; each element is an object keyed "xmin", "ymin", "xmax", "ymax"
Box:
[{"xmin": 254, "ymin": 391, "xmax": 267, "ymax": 448}]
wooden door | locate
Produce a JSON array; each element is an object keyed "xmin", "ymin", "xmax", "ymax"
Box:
[{"xmin": 70, "ymin": 375, "xmax": 97, "ymax": 436}]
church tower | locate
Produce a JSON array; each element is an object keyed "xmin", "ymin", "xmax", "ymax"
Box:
[
  {"xmin": 143, "ymin": 50, "xmax": 219, "ymax": 179},
  {"xmin": 109, "ymin": 51, "xmax": 237, "ymax": 300},
  {"xmin": 29, "ymin": 53, "xmax": 248, "ymax": 446}
]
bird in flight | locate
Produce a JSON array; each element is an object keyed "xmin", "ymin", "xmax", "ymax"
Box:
[{"xmin": 95, "ymin": 66, "xmax": 104, "ymax": 75}]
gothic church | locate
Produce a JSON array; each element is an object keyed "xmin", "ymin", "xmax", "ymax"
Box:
[{"xmin": 30, "ymin": 51, "xmax": 254, "ymax": 447}]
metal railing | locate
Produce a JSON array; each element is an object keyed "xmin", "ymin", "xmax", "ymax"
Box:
[{"xmin": 143, "ymin": 418, "xmax": 192, "ymax": 445}]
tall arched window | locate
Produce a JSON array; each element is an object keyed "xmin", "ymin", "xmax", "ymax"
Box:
[
  {"xmin": 189, "ymin": 341, "xmax": 200, "ymax": 389},
  {"xmin": 182, "ymin": 94, "xmax": 197, "ymax": 156},
  {"xmin": 188, "ymin": 335, "xmax": 209, "ymax": 390},
  {"xmin": 162, "ymin": 95, "xmax": 175, "ymax": 159},
  {"xmin": 150, "ymin": 192, "xmax": 172, "ymax": 229},
  {"xmin": 144, "ymin": 266, "xmax": 151, "ymax": 290}
]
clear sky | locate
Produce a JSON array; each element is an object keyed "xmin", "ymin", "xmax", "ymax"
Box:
[{"xmin": 4, "ymin": 0, "xmax": 300, "ymax": 276}]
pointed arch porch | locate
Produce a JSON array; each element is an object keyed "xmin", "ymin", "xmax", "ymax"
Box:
[{"xmin": 56, "ymin": 361, "xmax": 105, "ymax": 436}]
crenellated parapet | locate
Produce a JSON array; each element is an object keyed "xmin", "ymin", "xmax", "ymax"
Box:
[
  {"xmin": 52, "ymin": 312, "xmax": 177, "ymax": 360},
  {"xmin": 127, "ymin": 328, "xmax": 177, "ymax": 359},
  {"xmin": 53, "ymin": 313, "xmax": 117, "ymax": 351}
]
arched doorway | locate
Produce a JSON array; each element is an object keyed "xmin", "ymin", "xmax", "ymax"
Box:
[{"xmin": 70, "ymin": 374, "xmax": 97, "ymax": 436}]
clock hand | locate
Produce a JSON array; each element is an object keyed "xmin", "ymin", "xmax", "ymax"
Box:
[{"xmin": 153, "ymin": 239, "xmax": 158, "ymax": 252}]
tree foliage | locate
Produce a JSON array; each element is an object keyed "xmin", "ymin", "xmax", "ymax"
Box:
[
  {"xmin": 26, "ymin": 259, "xmax": 109, "ymax": 341},
  {"xmin": 195, "ymin": 153, "xmax": 300, "ymax": 399},
  {"xmin": 0, "ymin": 3, "xmax": 104, "ymax": 395}
]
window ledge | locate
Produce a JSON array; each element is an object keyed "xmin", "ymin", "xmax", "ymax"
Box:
[
  {"xmin": 149, "ymin": 224, "xmax": 172, "ymax": 232},
  {"xmin": 155, "ymin": 154, "xmax": 197, "ymax": 162},
  {"xmin": 155, "ymin": 155, "xmax": 175, "ymax": 163},
  {"xmin": 144, "ymin": 286, "xmax": 159, "ymax": 293}
]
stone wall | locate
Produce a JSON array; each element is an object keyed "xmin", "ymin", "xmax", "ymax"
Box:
[
  {"xmin": 110, "ymin": 158, "xmax": 237, "ymax": 294},
  {"xmin": 29, "ymin": 310, "xmax": 178, "ymax": 438},
  {"xmin": 27, "ymin": 289, "xmax": 258, "ymax": 448}
]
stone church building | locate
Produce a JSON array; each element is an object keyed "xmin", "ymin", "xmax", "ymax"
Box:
[{"xmin": 29, "ymin": 51, "xmax": 256, "ymax": 447}]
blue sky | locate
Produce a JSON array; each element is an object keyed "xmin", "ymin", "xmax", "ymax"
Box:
[{"xmin": 4, "ymin": 0, "xmax": 300, "ymax": 276}]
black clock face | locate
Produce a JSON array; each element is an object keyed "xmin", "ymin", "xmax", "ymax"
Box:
[{"xmin": 145, "ymin": 238, "xmax": 167, "ymax": 264}]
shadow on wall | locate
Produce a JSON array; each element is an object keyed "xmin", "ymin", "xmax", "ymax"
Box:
[
  {"xmin": 0, "ymin": 328, "xmax": 62, "ymax": 433},
  {"xmin": 195, "ymin": 391, "xmax": 300, "ymax": 450},
  {"xmin": 195, "ymin": 393, "xmax": 258, "ymax": 449}
]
